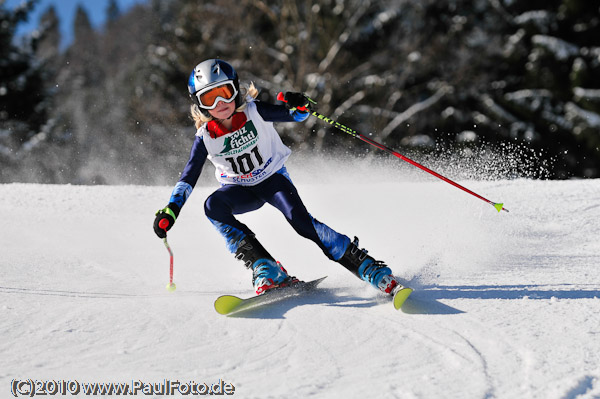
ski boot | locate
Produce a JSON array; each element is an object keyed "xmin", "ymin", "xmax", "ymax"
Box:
[
  {"xmin": 337, "ymin": 236, "xmax": 398, "ymax": 294},
  {"xmin": 252, "ymin": 261, "xmax": 300, "ymax": 295},
  {"xmin": 234, "ymin": 234, "xmax": 299, "ymax": 295}
]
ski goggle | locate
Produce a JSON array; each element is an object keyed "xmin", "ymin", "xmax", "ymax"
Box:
[{"xmin": 195, "ymin": 81, "xmax": 238, "ymax": 109}]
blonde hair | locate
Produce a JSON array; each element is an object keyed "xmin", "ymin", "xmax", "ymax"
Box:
[{"xmin": 190, "ymin": 82, "xmax": 259, "ymax": 129}]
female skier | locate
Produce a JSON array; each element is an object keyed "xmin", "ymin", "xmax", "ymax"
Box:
[{"xmin": 153, "ymin": 59, "xmax": 400, "ymax": 296}]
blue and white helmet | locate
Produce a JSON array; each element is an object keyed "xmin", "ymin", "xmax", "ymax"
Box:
[{"xmin": 187, "ymin": 59, "xmax": 241, "ymax": 115}]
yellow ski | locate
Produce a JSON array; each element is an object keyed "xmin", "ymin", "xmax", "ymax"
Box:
[{"xmin": 214, "ymin": 276, "xmax": 327, "ymax": 315}]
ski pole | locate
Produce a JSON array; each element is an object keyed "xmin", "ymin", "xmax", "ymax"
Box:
[
  {"xmin": 159, "ymin": 219, "xmax": 176, "ymax": 292},
  {"xmin": 277, "ymin": 92, "xmax": 508, "ymax": 213}
]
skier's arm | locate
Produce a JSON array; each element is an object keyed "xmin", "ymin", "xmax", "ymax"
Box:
[
  {"xmin": 170, "ymin": 135, "xmax": 208, "ymax": 207},
  {"xmin": 153, "ymin": 136, "xmax": 208, "ymax": 238}
]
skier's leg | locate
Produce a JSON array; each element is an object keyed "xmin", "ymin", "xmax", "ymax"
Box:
[
  {"xmin": 204, "ymin": 184, "xmax": 263, "ymax": 252},
  {"xmin": 204, "ymin": 184, "xmax": 296, "ymax": 294},
  {"xmin": 258, "ymin": 170, "xmax": 351, "ymax": 260},
  {"xmin": 232, "ymin": 233, "xmax": 298, "ymax": 294},
  {"xmin": 337, "ymin": 236, "xmax": 398, "ymax": 294},
  {"xmin": 261, "ymin": 170, "xmax": 398, "ymax": 294}
]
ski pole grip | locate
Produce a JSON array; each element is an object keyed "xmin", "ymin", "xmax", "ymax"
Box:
[
  {"xmin": 277, "ymin": 92, "xmax": 308, "ymax": 111},
  {"xmin": 158, "ymin": 219, "xmax": 170, "ymax": 230}
]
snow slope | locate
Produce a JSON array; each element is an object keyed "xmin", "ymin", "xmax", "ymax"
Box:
[{"xmin": 2, "ymin": 161, "xmax": 600, "ymax": 398}]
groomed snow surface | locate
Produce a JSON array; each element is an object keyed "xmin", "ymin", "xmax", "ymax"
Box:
[{"xmin": 2, "ymin": 158, "xmax": 600, "ymax": 399}]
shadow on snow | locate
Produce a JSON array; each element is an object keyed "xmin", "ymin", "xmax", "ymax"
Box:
[{"xmin": 401, "ymin": 284, "xmax": 600, "ymax": 315}]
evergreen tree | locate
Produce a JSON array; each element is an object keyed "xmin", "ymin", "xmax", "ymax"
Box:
[
  {"xmin": 106, "ymin": 0, "xmax": 121, "ymax": 26},
  {"xmin": 0, "ymin": 0, "xmax": 52, "ymax": 182},
  {"xmin": 68, "ymin": 5, "xmax": 99, "ymax": 84},
  {"xmin": 3, "ymin": 0, "xmax": 598, "ymax": 183},
  {"xmin": 37, "ymin": 5, "xmax": 60, "ymax": 60},
  {"xmin": 484, "ymin": 0, "xmax": 600, "ymax": 177}
]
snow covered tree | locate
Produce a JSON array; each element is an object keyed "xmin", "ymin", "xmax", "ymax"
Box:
[
  {"xmin": 0, "ymin": 0, "xmax": 54, "ymax": 182},
  {"xmin": 489, "ymin": 0, "xmax": 600, "ymax": 177},
  {"xmin": 4, "ymin": 0, "xmax": 598, "ymax": 183}
]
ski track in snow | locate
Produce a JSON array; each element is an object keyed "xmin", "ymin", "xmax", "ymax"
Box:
[{"xmin": 1, "ymin": 172, "xmax": 600, "ymax": 399}]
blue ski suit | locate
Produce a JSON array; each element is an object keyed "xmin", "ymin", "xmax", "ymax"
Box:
[{"xmin": 167, "ymin": 100, "xmax": 351, "ymax": 261}]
